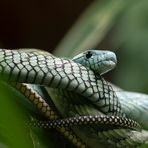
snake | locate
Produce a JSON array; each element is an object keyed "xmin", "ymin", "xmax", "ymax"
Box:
[
  {"xmin": 0, "ymin": 49, "xmax": 146, "ymax": 147},
  {"xmin": 27, "ymin": 115, "xmax": 140, "ymax": 131},
  {"xmin": 0, "ymin": 49, "xmax": 123, "ymax": 115},
  {"xmin": 22, "ymin": 49, "xmax": 140, "ymax": 131}
]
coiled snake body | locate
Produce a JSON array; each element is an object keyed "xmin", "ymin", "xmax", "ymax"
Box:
[
  {"xmin": 0, "ymin": 49, "xmax": 122, "ymax": 116},
  {"xmin": 0, "ymin": 49, "xmax": 147, "ymax": 148}
]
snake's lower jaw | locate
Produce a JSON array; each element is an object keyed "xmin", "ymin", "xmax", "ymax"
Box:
[
  {"xmin": 99, "ymin": 60, "xmax": 116, "ymax": 75},
  {"xmin": 107, "ymin": 60, "xmax": 117, "ymax": 68},
  {"xmin": 98, "ymin": 50, "xmax": 117, "ymax": 74}
]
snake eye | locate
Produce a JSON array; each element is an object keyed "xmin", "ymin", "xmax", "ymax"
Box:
[{"xmin": 85, "ymin": 51, "xmax": 93, "ymax": 59}]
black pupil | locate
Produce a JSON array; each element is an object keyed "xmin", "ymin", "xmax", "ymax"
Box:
[{"xmin": 86, "ymin": 51, "xmax": 92, "ymax": 59}]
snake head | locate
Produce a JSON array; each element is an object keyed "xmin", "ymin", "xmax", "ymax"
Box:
[{"xmin": 72, "ymin": 50, "xmax": 117, "ymax": 75}]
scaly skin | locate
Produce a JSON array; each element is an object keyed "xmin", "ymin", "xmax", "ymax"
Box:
[
  {"xmin": 11, "ymin": 82, "xmax": 87, "ymax": 148},
  {"xmin": 2, "ymin": 48, "xmax": 146, "ymax": 147},
  {"xmin": 0, "ymin": 49, "xmax": 123, "ymax": 116}
]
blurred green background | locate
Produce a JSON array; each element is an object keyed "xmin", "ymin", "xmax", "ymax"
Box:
[{"xmin": 0, "ymin": 0, "xmax": 148, "ymax": 147}]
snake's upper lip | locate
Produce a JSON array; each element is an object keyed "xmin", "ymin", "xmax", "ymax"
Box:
[{"xmin": 106, "ymin": 52, "xmax": 117, "ymax": 64}]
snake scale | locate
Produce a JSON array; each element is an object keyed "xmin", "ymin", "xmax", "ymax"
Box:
[{"xmin": 0, "ymin": 49, "xmax": 147, "ymax": 148}]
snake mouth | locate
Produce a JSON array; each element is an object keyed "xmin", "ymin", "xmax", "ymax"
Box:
[
  {"xmin": 103, "ymin": 51, "xmax": 117, "ymax": 67},
  {"xmin": 97, "ymin": 52, "xmax": 117, "ymax": 74},
  {"xmin": 103, "ymin": 59, "xmax": 117, "ymax": 68},
  {"xmin": 106, "ymin": 51, "xmax": 117, "ymax": 64},
  {"xmin": 98, "ymin": 60, "xmax": 116, "ymax": 75}
]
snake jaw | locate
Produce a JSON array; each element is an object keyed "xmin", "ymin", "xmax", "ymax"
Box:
[
  {"xmin": 91, "ymin": 50, "xmax": 117, "ymax": 75},
  {"xmin": 99, "ymin": 52, "xmax": 117, "ymax": 75},
  {"xmin": 106, "ymin": 51, "xmax": 117, "ymax": 65},
  {"xmin": 99, "ymin": 60, "xmax": 116, "ymax": 75}
]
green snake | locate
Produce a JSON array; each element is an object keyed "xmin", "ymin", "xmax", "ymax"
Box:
[
  {"xmin": 26, "ymin": 50, "xmax": 139, "ymax": 130},
  {"xmin": 0, "ymin": 49, "xmax": 147, "ymax": 147},
  {"xmin": 0, "ymin": 49, "xmax": 122, "ymax": 116}
]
